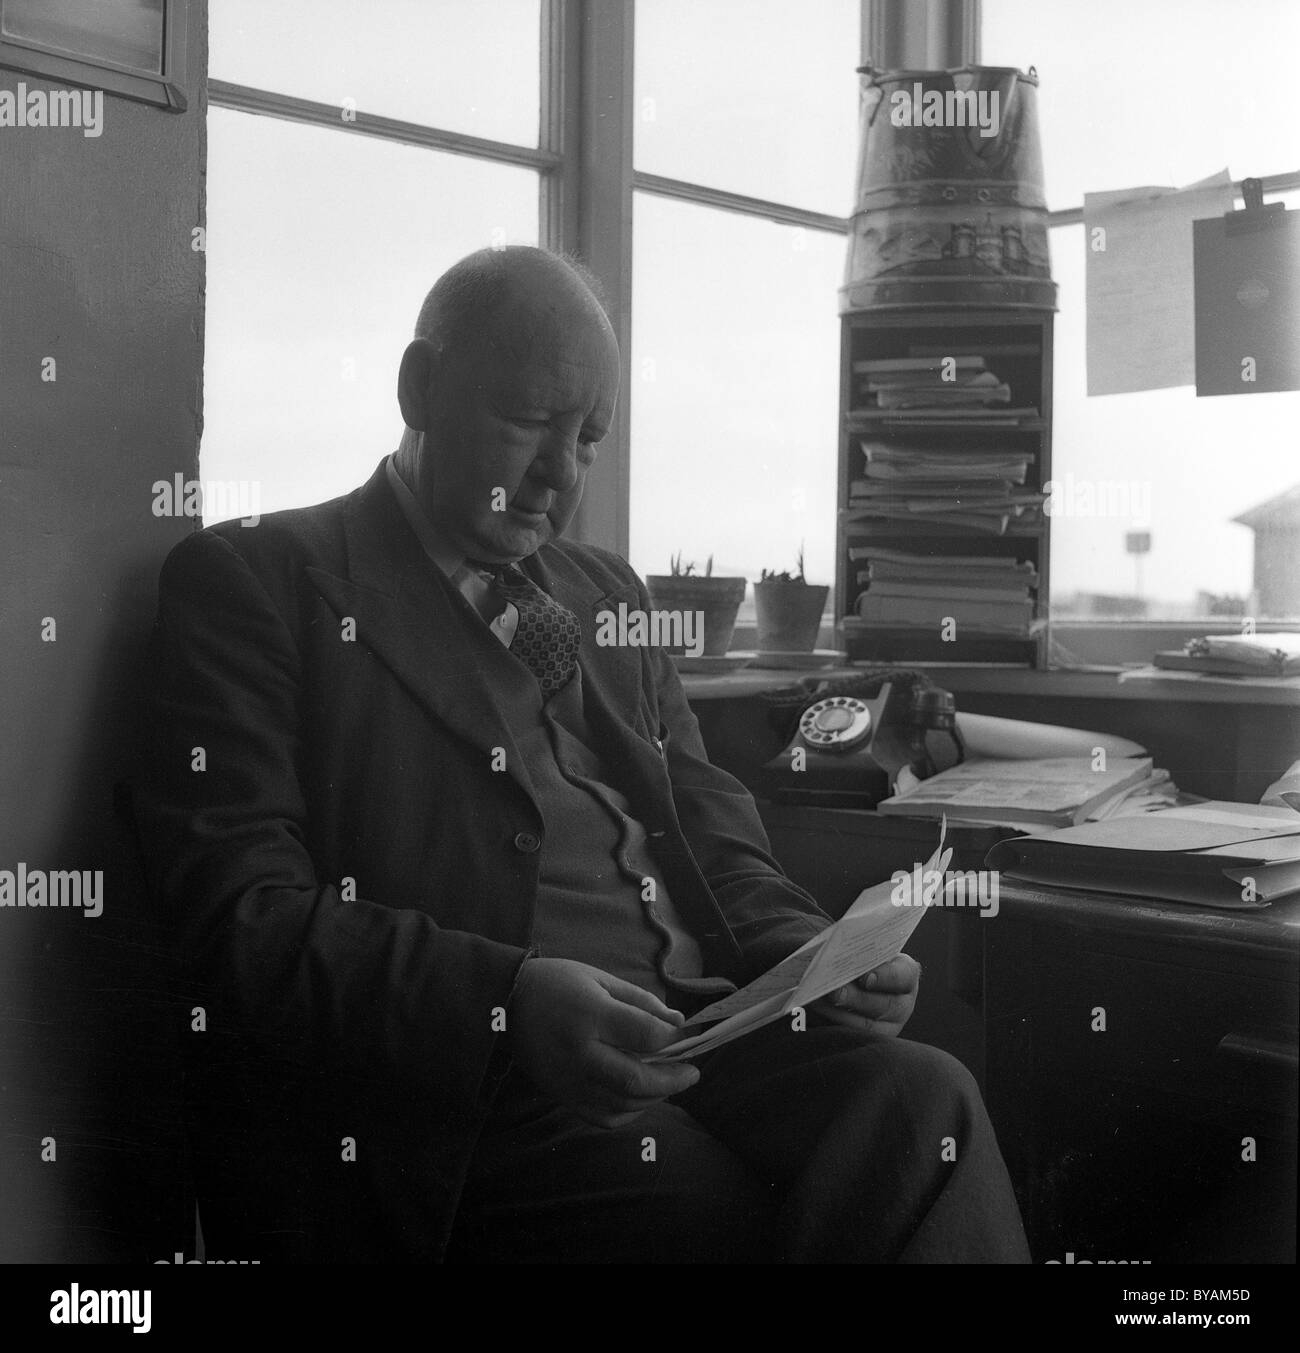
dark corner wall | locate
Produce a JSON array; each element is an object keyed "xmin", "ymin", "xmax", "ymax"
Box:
[{"xmin": 0, "ymin": 4, "xmax": 208, "ymax": 1261}]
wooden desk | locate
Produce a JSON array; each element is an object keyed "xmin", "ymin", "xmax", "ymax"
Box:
[
  {"xmin": 985, "ymin": 883, "xmax": 1299, "ymax": 1264},
  {"xmin": 755, "ymin": 804, "xmax": 1299, "ymax": 1263}
]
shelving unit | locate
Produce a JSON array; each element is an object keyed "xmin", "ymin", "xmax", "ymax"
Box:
[{"xmin": 836, "ymin": 308, "xmax": 1054, "ymax": 667}]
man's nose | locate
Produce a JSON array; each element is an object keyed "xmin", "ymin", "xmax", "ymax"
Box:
[{"xmin": 531, "ymin": 428, "xmax": 582, "ymax": 491}]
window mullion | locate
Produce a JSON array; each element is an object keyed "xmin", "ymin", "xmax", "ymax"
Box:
[
  {"xmin": 564, "ymin": 0, "xmax": 634, "ymax": 556},
  {"xmin": 539, "ymin": 0, "xmax": 580, "ymax": 250}
]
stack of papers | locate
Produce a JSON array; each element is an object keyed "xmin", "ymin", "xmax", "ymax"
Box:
[
  {"xmin": 849, "ymin": 356, "xmax": 1040, "ymax": 425},
  {"xmin": 877, "ymin": 756, "xmax": 1156, "ymax": 829},
  {"xmin": 848, "ymin": 547, "xmax": 1038, "ymax": 634},
  {"xmin": 854, "ymin": 441, "xmax": 1032, "ymax": 482},
  {"xmin": 846, "ymin": 440, "xmax": 1046, "ymax": 537},
  {"xmin": 986, "ymin": 802, "xmax": 1300, "ymax": 909},
  {"xmin": 1086, "ymin": 769, "xmax": 1181, "ymax": 820}
]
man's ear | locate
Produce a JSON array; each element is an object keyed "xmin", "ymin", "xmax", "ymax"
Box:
[{"xmin": 397, "ymin": 338, "xmax": 438, "ymax": 431}]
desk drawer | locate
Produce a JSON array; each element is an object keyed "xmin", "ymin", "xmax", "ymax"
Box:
[{"xmin": 1027, "ymin": 952, "xmax": 1298, "ymax": 1122}]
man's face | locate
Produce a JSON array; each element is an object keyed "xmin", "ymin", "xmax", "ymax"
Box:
[{"xmin": 415, "ymin": 288, "xmax": 619, "ymax": 564}]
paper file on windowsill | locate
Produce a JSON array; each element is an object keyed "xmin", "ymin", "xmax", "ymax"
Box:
[
  {"xmin": 645, "ymin": 831, "xmax": 951, "ymax": 1063},
  {"xmin": 1155, "ymin": 632, "xmax": 1300, "ymax": 677}
]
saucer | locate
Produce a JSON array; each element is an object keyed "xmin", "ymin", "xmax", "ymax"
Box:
[
  {"xmin": 671, "ymin": 653, "xmax": 754, "ymax": 673},
  {"xmin": 743, "ymin": 649, "xmax": 849, "ymax": 670}
]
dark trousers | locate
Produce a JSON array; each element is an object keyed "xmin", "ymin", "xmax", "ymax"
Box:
[{"xmin": 446, "ymin": 1022, "xmax": 1030, "ymax": 1263}]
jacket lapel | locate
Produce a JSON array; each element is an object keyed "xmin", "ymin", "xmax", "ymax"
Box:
[
  {"xmin": 305, "ymin": 463, "xmax": 539, "ymax": 802},
  {"xmin": 528, "ymin": 556, "xmax": 681, "ymax": 825}
]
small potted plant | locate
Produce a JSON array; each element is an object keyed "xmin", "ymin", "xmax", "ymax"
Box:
[
  {"xmin": 645, "ymin": 553, "xmax": 747, "ymax": 656},
  {"xmin": 754, "ymin": 546, "xmax": 829, "ymax": 653}
]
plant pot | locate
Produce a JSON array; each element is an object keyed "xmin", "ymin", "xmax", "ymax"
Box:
[
  {"xmin": 754, "ymin": 581, "xmax": 829, "ymax": 653},
  {"xmin": 644, "ymin": 575, "xmax": 747, "ymax": 656}
]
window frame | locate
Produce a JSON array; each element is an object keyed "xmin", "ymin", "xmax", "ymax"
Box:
[
  {"xmin": 0, "ymin": 0, "xmax": 189, "ymax": 111},
  {"xmin": 205, "ymin": 0, "xmax": 1300, "ymax": 668}
]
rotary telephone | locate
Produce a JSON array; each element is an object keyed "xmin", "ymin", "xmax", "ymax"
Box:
[{"xmin": 758, "ymin": 669, "xmax": 965, "ymax": 809}]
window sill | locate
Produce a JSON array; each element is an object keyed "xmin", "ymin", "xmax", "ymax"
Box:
[{"xmin": 678, "ymin": 662, "xmax": 1300, "ymax": 707}]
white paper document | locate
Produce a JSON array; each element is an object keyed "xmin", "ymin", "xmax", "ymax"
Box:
[
  {"xmin": 647, "ymin": 832, "xmax": 951, "ymax": 1063},
  {"xmin": 1084, "ymin": 170, "xmax": 1235, "ymax": 395}
]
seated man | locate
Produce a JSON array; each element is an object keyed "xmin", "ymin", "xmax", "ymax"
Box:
[{"xmin": 134, "ymin": 245, "xmax": 1029, "ymax": 1264}]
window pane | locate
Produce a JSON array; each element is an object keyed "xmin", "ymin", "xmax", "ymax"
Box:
[
  {"xmin": 209, "ymin": 0, "xmax": 540, "ymax": 145},
  {"xmin": 202, "ymin": 108, "xmax": 538, "ymax": 519},
  {"xmin": 2, "ymin": 0, "xmax": 164, "ymax": 73},
  {"xmin": 1048, "ymin": 209, "xmax": 1300, "ymax": 621},
  {"xmin": 630, "ymin": 194, "xmax": 842, "ymax": 594},
  {"xmin": 635, "ymin": 0, "xmax": 860, "ymax": 214},
  {"xmin": 982, "ymin": 0, "xmax": 1300, "ymax": 211}
]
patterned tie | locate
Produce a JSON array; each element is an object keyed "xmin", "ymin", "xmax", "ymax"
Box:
[{"xmin": 491, "ymin": 564, "xmax": 581, "ymax": 700}]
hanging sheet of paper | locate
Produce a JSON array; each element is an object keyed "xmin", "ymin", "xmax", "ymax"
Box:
[
  {"xmin": 648, "ymin": 828, "xmax": 952, "ymax": 1063},
  {"xmin": 1194, "ymin": 203, "xmax": 1300, "ymax": 395},
  {"xmin": 1084, "ymin": 170, "xmax": 1235, "ymax": 396}
]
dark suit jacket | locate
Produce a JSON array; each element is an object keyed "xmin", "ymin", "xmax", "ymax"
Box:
[{"xmin": 133, "ymin": 459, "xmax": 830, "ymax": 1261}]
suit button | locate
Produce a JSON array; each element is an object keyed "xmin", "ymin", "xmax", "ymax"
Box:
[{"xmin": 514, "ymin": 831, "xmax": 541, "ymax": 853}]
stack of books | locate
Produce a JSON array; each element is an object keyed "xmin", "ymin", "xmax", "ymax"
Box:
[
  {"xmin": 847, "ymin": 439, "xmax": 1046, "ymax": 536},
  {"xmin": 850, "ymin": 546, "xmax": 1038, "ymax": 635},
  {"xmin": 849, "ymin": 355, "xmax": 1041, "ymax": 427},
  {"xmin": 845, "ymin": 358, "xmax": 1044, "ymax": 536}
]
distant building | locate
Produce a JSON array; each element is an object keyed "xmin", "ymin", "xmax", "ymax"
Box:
[
  {"xmin": 1234, "ymin": 485, "xmax": 1300, "ymax": 619},
  {"xmin": 1195, "ymin": 591, "xmax": 1248, "ymax": 617}
]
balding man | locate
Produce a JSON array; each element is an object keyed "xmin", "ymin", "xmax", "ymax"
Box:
[{"xmin": 135, "ymin": 246, "xmax": 1029, "ymax": 1264}]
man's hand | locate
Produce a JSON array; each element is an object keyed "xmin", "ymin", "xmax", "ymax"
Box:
[
  {"xmin": 810, "ymin": 954, "xmax": 921, "ymax": 1038},
  {"xmin": 508, "ymin": 957, "xmax": 700, "ymax": 1128}
]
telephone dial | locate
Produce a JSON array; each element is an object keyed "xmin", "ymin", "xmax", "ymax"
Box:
[{"xmin": 758, "ymin": 670, "xmax": 965, "ymax": 810}]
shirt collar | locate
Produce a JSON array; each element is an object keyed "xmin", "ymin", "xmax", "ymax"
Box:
[{"xmin": 384, "ymin": 453, "xmax": 465, "ymax": 580}]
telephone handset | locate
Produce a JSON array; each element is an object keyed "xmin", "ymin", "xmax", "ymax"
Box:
[{"xmin": 759, "ymin": 671, "xmax": 964, "ymax": 809}]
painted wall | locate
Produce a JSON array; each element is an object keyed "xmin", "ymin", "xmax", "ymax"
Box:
[
  {"xmin": 1255, "ymin": 529, "xmax": 1300, "ymax": 618},
  {"xmin": 0, "ymin": 7, "xmax": 207, "ymax": 1261}
]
